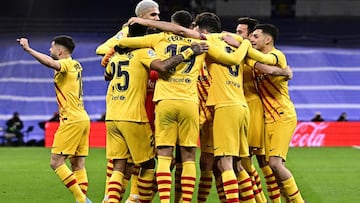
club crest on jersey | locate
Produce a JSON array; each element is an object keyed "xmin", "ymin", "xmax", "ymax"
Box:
[
  {"xmin": 115, "ymin": 31, "xmax": 124, "ymax": 40},
  {"xmin": 147, "ymin": 49, "xmax": 156, "ymax": 57}
]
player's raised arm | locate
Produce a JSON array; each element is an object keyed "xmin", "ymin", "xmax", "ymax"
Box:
[
  {"xmin": 17, "ymin": 38, "xmax": 61, "ymax": 71},
  {"xmin": 222, "ymin": 35, "xmax": 277, "ymax": 65},
  {"xmin": 246, "ymin": 46, "xmax": 278, "ymax": 65},
  {"xmin": 206, "ymin": 39, "xmax": 251, "ymax": 65},
  {"xmin": 117, "ymin": 33, "xmax": 159, "ymax": 49}
]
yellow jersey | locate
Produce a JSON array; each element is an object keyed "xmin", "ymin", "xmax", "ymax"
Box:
[
  {"xmin": 105, "ymin": 48, "xmax": 159, "ymax": 121},
  {"xmin": 55, "ymin": 57, "xmax": 89, "ymax": 123},
  {"xmin": 204, "ymin": 33, "xmax": 248, "ymax": 108},
  {"xmin": 255, "ymin": 48, "xmax": 296, "ymax": 123}
]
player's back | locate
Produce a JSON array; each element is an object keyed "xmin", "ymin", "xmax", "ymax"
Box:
[
  {"xmin": 204, "ymin": 33, "xmax": 247, "ymax": 107},
  {"xmin": 150, "ymin": 32, "xmax": 206, "ymax": 103},
  {"xmin": 105, "ymin": 48, "xmax": 154, "ymax": 122}
]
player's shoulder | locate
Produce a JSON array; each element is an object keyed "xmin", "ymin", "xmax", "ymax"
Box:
[
  {"xmin": 114, "ymin": 26, "xmax": 129, "ymax": 40},
  {"xmin": 59, "ymin": 57, "xmax": 78, "ymax": 65},
  {"xmin": 271, "ymin": 47, "xmax": 285, "ymax": 56},
  {"xmin": 58, "ymin": 57, "xmax": 82, "ymax": 72},
  {"xmin": 270, "ymin": 47, "xmax": 287, "ymax": 66}
]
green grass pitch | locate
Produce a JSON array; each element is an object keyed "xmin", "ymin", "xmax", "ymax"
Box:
[{"xmin": 0, "ymin": 147, "xmax": 359, "ymax": 203}]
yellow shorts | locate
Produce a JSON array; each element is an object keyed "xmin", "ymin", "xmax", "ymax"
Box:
[
  {"xmin": 247, "ymin": 98, "xmax": 265, "ymax": 155},
  {"xmin": 155, "ymin": 100, "xmax": 199, "ymax": 147},
  {"xmin": 265, "ymin": 115, "xmax": 297, "ymax": 161},
  {"xmin": 106, "ymin": 121, "xmax": 155, "ymax": 164},
  {"xmin": 213, "ymin": 105, "xmax": 249, "ymax": 157},
  {"xmin": 51, "ymin": 120, "xmax": 90, "ymax": 156}
]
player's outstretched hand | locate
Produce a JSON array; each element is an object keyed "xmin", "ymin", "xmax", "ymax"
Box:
[
  {"xmin": 190, "ymin": 42, "xmax": 209, "ymax": 56},
  {"xmin": 17, "ymin": 38, "xmax": 31, "ymax": 52}
]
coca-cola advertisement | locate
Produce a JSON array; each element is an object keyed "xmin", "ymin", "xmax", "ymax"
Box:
[{"xmin": 291, "ymin": 122, "xmax": 360, "ymax": 147}]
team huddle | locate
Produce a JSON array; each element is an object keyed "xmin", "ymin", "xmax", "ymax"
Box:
[{"xmin": 16, "ymin": 0, "xmax": 305, "ymax": 203}]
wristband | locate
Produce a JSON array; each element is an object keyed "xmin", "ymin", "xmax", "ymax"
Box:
[{"xmin": 180, "ymin": 48, "xmax": 194, "ymax": 60}]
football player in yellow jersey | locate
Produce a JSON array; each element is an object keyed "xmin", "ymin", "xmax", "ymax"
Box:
[
  {"xmin": 250, "ymin": 24, "xmax": 305, "ymax": 203},
  {"xmin": 234, "ymin": 16, "xmax": 269, "ymax": 203},
  {"xmin": 96, "ymin": 0, "xmax": 160, "ymax": 56},
  {"xmin": 226, "ymin": 17, "xmax": 291, "ymax": 203},
  {"xmin": 97, "ymin": 1, "xmax": 160, "ymax": 202},
  {"xmin": 17, "ymin": 36, "xmax": 92, "ymax": 203},
  {"xmin": 192, "ymin": 12, "xmax": 256, "ymax": 203},
  {"xmin": 225, "ymin": 23, "xmax": 294, "ymax": 203},
  {"xmin": 104, "ymin": 23, "xmax": 207, "ymax": 203}
]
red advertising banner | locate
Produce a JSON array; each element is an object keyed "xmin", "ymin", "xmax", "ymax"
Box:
[
  {"xmin": 291, "ymin": 122, "xmax": 360, "ymax": 147},
  {"xmin": 45, "ymin": 121, "xmax": 360, "ymax": 148}
]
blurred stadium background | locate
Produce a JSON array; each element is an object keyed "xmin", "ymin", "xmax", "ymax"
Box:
[{"xmin": 1, "ymin": 0, "xmax": 360, "ymax": 144}]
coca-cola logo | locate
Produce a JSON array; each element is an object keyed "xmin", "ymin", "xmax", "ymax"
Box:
[{"xmin": 291, "ymin": 122, "xmax": 327, "ymax": 147}]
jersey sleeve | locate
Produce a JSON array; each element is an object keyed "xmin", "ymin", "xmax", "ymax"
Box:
[
  {"xmin": 58, "ymin": 58, "xmax": 80, "ymax": 73},
  {"xmin": 246, "ymin": 48, "xmax": 285, "ymax": 68},
  {"xmin": 96, "ymin": 26, "xmax": 129, "ymax": 55},
  {"xmin": 247, "ymin": 45, "xmax": 278, "ymax": 65},
  {"xmin": 271, "ymin": 49, "xmax": 287, "ymax": 68},
  {"xmin": 206, "ymin": 38, "xmax": 251, "ymax": 65}
]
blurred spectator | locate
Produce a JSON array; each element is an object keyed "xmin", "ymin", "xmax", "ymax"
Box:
[
  {"xmin": 38, "ymin": 112, "xmax": 60, "ymax": 130},
  {"xmin": 311, "ymin": 112, "xmax": 325, "ymax": 122},
  {"xmin": 337, "ymin": 112, "xmax": 348, "ymax": 122},
  {"xmin": 6, "ymin": 112, "xmax": 24, "ymax": 145}
]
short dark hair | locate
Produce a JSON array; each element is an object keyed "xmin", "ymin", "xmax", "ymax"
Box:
[
  {"xmin": 171, "ymin": 10, "xmax": 193, "ymax": 28},
  {"xmin": 237, "ymin": 17, "xmax": 259, "ymax": 33},
  {"xmin": 128, "ymin": 23, "xmax": 148, "ymax": 37},
  {"xmin": 254, "ymin": 23, "xmax": 279, "ymax": 42},
  {"xmin": 194, "ymin": 12, "xmax": 221, "ymax": 33},
  {"xmin": 53, "ymin": 35, "xmax": 75, "ymax": 53}
]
